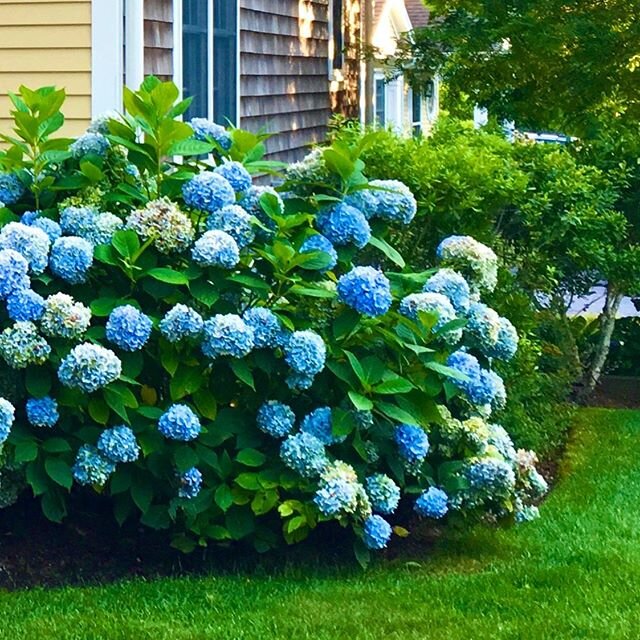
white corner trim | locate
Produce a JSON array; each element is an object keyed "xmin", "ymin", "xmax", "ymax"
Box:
[
  {"xmin": 91, "ymin": 0, "xmax": 124, "ymax": 117},
  {"xmin": 173, "ymin": 0, "xmax": 184, "ymax": 104},
  {"xmin": 125, "ymin": 0, "xmax": 145, "ymax": 92}
]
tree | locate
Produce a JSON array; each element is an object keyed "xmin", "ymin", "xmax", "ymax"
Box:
[{"xmin": 392, "ymin": 0, "xmax": 640, "ymax": 397}]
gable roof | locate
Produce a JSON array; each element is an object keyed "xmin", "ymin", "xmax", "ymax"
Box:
[{"xmin": 404, "ymin": 0, "xmax": 430, "ymax": 28}]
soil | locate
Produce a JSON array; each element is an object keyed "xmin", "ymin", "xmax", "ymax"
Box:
[{"xmin": 0, "ymin": 376, "xmax": 635, "ymax": 591}]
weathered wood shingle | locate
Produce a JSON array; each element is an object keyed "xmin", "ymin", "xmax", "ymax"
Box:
[{"xmin": 144, "ymin": 0, "xmax": 173, "ymax": 80}]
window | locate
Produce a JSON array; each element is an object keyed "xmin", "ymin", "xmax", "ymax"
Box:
[
  {"xmin": 375, "ymin": 76, "xmax": 386, "ymax": 126},
  {"xmin": 328, "ymin": 0, "xmax": 344, "ymax": 73},
  {"xmin": 411, "ymin": 89, "xmax": 423, "ymax": 136},
  {"xmin": 182, "ymin": 0, "xmax": 237, "ymax": 123}
]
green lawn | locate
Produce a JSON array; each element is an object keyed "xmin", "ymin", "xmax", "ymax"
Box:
[{"xmin": 1, "ymin": 408, "xmax": 639, "ymax": 640}]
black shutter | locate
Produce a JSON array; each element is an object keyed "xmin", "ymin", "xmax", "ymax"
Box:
[
  {"xmin": 213, "ymin": 0, "xmax": 238, "ymax": 125},
  {"xmin": 182, "ymin": 0, "xmax": 209, "ymax": 120}
]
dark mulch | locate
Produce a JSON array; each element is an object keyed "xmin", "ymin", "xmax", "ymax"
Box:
[{"xmin": 589, "ymin": 376, "xmax": 640, "ymax": 409}]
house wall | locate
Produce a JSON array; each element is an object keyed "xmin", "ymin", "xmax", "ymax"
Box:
[
  {"xmin": 144, "ymin": 0, "xmax": 174, "ymax": 80},
  {"xmin": 0, "ymin": 0, "xmax": 92, "ymax": 136}
]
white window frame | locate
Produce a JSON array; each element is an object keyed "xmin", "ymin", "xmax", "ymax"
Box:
[
  {"xmin": 327, "ymin": 0, "xmax": 345, "ymax": 81},
  {"xmin": 92, "ymin": 0, "xmax": 125, "ymax": 116}
]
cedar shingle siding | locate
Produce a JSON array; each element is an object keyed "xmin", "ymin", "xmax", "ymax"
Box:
[
  {"xmin": 240, "ymin": 0, "xmax": 332, "ymax": 162},
  {"xmin": 144, "ymin": 0, "xmax": 174, "ymax": 80}
]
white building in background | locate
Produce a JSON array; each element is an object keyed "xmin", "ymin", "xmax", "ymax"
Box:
[{"xmin": 368, "ymin": 0, "xmax": 439, "ymax": 135}]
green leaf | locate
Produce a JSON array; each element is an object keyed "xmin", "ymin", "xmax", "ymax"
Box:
[
  {"xmin": 193, "ymin": 389, "xmax": 218, "ymax": 420},
  {"xmin": 26, "ymin": 461, "xmax": 49, "ymax": 496},
  {"xmin": 168, "ymin": 139, "xmax": 214, "ymax": 156},
  {"xmin": 88, "ymin": 396, "xmax": 110, "ymax": 425},
  {"xmin": 236, "ymin": 448, "xmax": 266, "ymax": 467},
  {"xmin": 14, "ymin": 440, "xmax": 38, "ymax": 463},
  {"xmin": 41, "ymin": 438, "xmax": 72, "ymax": 454},
  {"xmin": 90, "ymin": 297, "xmax": 122, "ymax": 317},
  {"xmin": 190, "ymin": 279, "xmax": 219, "ymax": 307},
  {"xmin": 111, "ymin": 229, "xmax": 140, "ymax": 259},
  {"xmin": 373, "ymin": 376, "xmax": 415, "ymax": 395},
  {"xmin": 229, "ymin": 359, "xmax": 255, "ymax": 389},
  {"xmin": 353, "ymin": 539, "xmax": 372, "ymax": 569},
  {"xmin": 174, "ymin": 447, "xmax": 199, "ymax": 473},
  {"xmin": 375, "ymin": 400, "xmax": 421, "ymax": 425},
  {"xmin": 214, "ymin": 484, "xmax": 234, "ymax": 512},
  {"xmin": 424, "ymin": 361, "xmax": 470, "ymax": 382},
  {"xmin": 147, "ymin": 267, "xmax": 189, "ymax": 285},
  {"xmin": 44, "ymin": 457, "xmax": 73, "ymax": 489},
  {"xmin": 25, "ymin": 367, "xmax": 52, "ymax": 397},
  {"xmin": 227, "ymin": 274, "xmax": 270, "ymax": 291},
  {"xmin": 368, "ymin": 235, "xmax": 406, "ymax": 268},
  {"xmin": 235, "ymin": 472, "xmax": 260, "ymax": 490},
  {"xmin": 344, "ymin": 350, "xmax": 367, "ymax": 386},
  {"xmin": 289, "ymin": 284, "xmax": 337, "ymax": 299},
  {"xmin": 131, "ymin": 477, "xmax": 153, "ymax": 513},
  {"xmin": 225, "ymin": 507, "xmax": 255, "ymax": 540},
  {"xmin": 41, "ymin": 490, "xmax": 67, "ymax": 523},
  {"xmin": 170, "ymin": 366, "xmax": 203, "ymax": 401},
  {"xmin": 348, "ymin": 391, "xmax": 374, "ymax": 411},
  {"xmin": 141, "ymin": 505, "xmax": 171, "ymax": 530}
]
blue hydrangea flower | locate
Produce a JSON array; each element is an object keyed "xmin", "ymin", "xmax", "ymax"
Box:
[
  {"xmin": 0, "ymin": 249, "xmax": 29, "ymax": 299},
  {"xmin": 423, "ymin": 268, "xmax": 471, "ymax": 313},
  {"xmin": 206, "ymin": 204, "xmax": 255, "ymax": 248},
  {"xmin": 190, "ymin": 118, "xmax": 232, "ymax": 150},
  {"xmin": 465, "ymin": 302, "xmax": 501, "ymax": 351},
  {"xmin": 178, "ymin": 467, "xmax": 203, "ymax": 499},
  {"xmin": 314, "ymin": 476, "xmax": 359, "ymax": 516},
  {"xmin": 337, "ymin": 266, "xmax": 392, "ymax": 317},
  {"xmin": 257, "ymin": 401, "xmax": 296, "ymax": 438},
  {"xmin": 25, "ymin": 396, "xmax": 59, "ymax": 428},
  {"xmin": 483, "ymin": 369, "xmax": 507, "ymax": 410},
  {"xmin": 243, "ymin": 307, "xmax": 286, "ymax": 349},
  {"xmin": 515, "ymin": 504, "xmax": 540, "ymax": 523},
  {"xmin": 70, "ymin": 132, "xmax": 110, "ymax": 158},
  {"xmin": 20, "ymin": 210, "xmax": 39, "ymax": 225},
  {"xmin": 280, "ymin": 432, "xmax": 328, "ymax": 478},
  {"xmin": 182, "ymin": 172, "xmax": 236, "ymax": 213},
  {"xmin": 49, "ymin": 236, "xmax": 94, "ymax": 284},
  {"xmin": 159, "ymin": 304, "xmax": 204, "ymax": 342},
  {"xmin": 436, "ymin": 235, "xmax": 498, "ymax": 294},
  {"xmin": 6, "ymin": 288, "xmax": 45, "ymax": 321},
  {"xmin": 0, "ymin": 173, "xmax": 25, "ymax": 205},
  {"xmin": 214, "ymin": 161, "xmax": 252, "ymax": 193},
  {"xmin": 465, "ymin": 458, "xmax": 516, "ymax": 496},
  {"xmin": 284, "ymin": 330, "xmax": 326, "ymax": 376},
  {"xmin": 0, "ymin": 321, "xmax": 50, "ymax": 369},
  {"xmin": 363, "ymin": 514, "xmax": 392, "ymax": 550},
  {"xmin": 59, "ymin": 206, "xmax": 97, "ymax": 236},
  {"xmin": 97, "ymin": 425, "xmax": 141, "ymax": 463},
  {"xmin": 316, "ymin": 203, "xmax": 371, "ymax": 248},
  {"xmin": 399, "ymin": 292, "xmax": 461, "ymax": 343},
  {"xmin": 87, "ymin": 111, "xmax": 118, "ymax": 135},
  {"xmin": 415, "ymin": 487, "xmax": 449, "ymax": 519},
  {"xmin": 0, "ymin": 222, "xmax": 50, "ymax": 274},
  {"xmin": 487, "ymin": 423, "xmax": 517, "ymax": 463},
  {"xmin": 31, "ymin": 217, "xmax": 62, "ymax": 243},
  {"xmin": 72, "ymin": 444, "xmax": 115, "ymax": 486},
  {"xmin": 344, "ymin": 188, "xmax": 380, "ymax": 218},
  {"xmin": 201, "ymin": 314, "xmax": 255, "ymax": 359},
  {"xmin": 301, "ymin": 407, "xmax": 345, "ymax": 445},
  {"xmin": 285, "ymin": 372, "xmax": 316, "ymax": 391},
  {"xmin": 84, "ymin": 212, "xmax": 123, "ymax": 246},
  {"xmin": 58, "ymin": 343, "xmax": 122, "ymax": 393},
  {"xmin": 239, "ymin": 185, "xmax": 283, "ymax": 231},
  {"xmin": 486, "ymin": 317, "xmax": 519, "ymax": 361},
  {"xmin": 366, "ymin": 474, "xmax": 401, "ymax": 515},
  {"xmin": 368, "ymin": 180, "xmax": 417, "ymax": 224},
  {"xmin": 395, "ymin": 424, "xmax": 430, "ymax": 464},
  {"xmin": 158, "ymin": 404, "xmax": 201, "ymax": 441},
  {"xmin": 0, "ymin": 398, "xmax": 15, "ymax": 444},
  {"xmin": 300, "ymin": 234, "xmax": 338, "ymax": 271},
  {"xmin": 191, "ymin": 230, "xmax": 240, "ymax": 269},
  {"xmin": 106, "ymin": 305, "xmax": 152, "ymax": 352},
  {"xmin": 40, "ymin": 293, "xmax": 91, "ymax": 339}
]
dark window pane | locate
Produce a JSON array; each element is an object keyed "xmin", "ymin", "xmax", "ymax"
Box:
[
  {"xmin": 213, "ymin": 0, "xmax": 237, "ymax": 125},
  {"xmin": 332, "ymin": 0, "xmax": 344, "ymax": 69},
  {"xmin": 183, "ymin": 0, "xmax": 209, "ymax": 120},
  {"xmin": 375, "ymin": 78, "xmax": 386, "ymax": 125},
  {"xmin": 412, "ymin": 91, "xmax": 422, "ymax": 123}
]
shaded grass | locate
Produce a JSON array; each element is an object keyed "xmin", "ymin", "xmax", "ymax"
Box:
[{"xmin": 1, "ymin": 409, "xmax": 639, "ymax": 639}]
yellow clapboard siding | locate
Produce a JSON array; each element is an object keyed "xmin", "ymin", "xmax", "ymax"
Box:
[
  {"xmin": 0, "ymin": 48, "xmax": 91, "ymax": 73},
  {"xmin": 0, "ymin": 72, "xmax": 90, "ymax": 96},
  {"xmin": 0, "ymin": 3, "xmax": 90, "ymax": 25},
  {"xmin": 0, "ymin": 25, "xmax": 91, "ymax": 48},
  {"xmin": 0, "ymin": 95, "xmax": 90, "ymax": 119}
]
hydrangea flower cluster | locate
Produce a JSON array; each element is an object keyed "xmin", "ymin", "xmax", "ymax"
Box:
[
  {"xmin": 366, "ymin": 474, "xmax": 401, "ymax": 515},
  {"xmin": 159, "ymin": 304, "xmax": 204, "ymax": 342},
  {"xmin": 190, "ymin": 118, "xmax": 232, "ymax": 150},
  {"xmin": 7, "ymin": 288, "xmax": 45, "ymax": 322},
  {"xmin": 395, "ymin": 424, "xmax": 430, "ymax": 464},
  {"xmin": 446, "ymin": 350, "xmax": 506, "ymax": 410},
  {"xmin": 280, "ymin": 432, "xmax": 328, "ymax": 479},
  {"xmin": 0, "ymin": 321, "xmax": 51, "ymax": 368},
  {"xmin": 300, "ymin": 234, "xmax": 338, "ymax": 271},
  {"xmin": 437, "ymin": 235, "xmax": 498, "ymax": 293},
  {"xmin": 284, "ymin": 330, "xmax": 326, "ymax": 389},
  {"xmin": 243, "ymin": 308, "xmax": 286, "ymax": 349},
  {"xmin": 363, "ymin": 179, "xmax": 417, "ymax": 224},
  {"xmin": 240, "ymin": 185, "xmax": 284, "ymax": 231},
  {"xmin": 0, "ymin": 398, "xmax": 15, "ymax": 444},
  {"xmin": 301, "ymin": 407, "xmax": 345, "ymax": 445},
  {"xmin": 314, "ymin": 461, "xmax": 364, "ymax": 517},
  {"xmin": 40, "ymin": 293, "xmax": 91, "ymax": 339},
  {"xmin": 72, "ymin": 445, "xmax": 116, "ymax": 486},
  {"xmin": 362, "ymin": 514, "xmax": 393, "ymax": 550},
  {"xmin": 158, "ymin": 404, "xmax": 201, "ymax": 441},
  {"xmin": 49, "ymin": 236, "xmax": 94, "ymax": 284},
  {"xmin": 0, "ymin": 173, "xmax": 25, "ymax": 205},
  {"xmin": 0, "ymin": 222, "xmax": 50, "ymax": 274},
  {"xmin": 126, "ymin": 198, "xmax": 195, "ymax": 254},
  {"xmin": 26, "ymin": 397, "xmax": 59, "ymax": 428},
  {"xmin": 337, "ymin": 266, "xmax": 392, "ymax": 317},
  {"xmin": 179, "ymin": 467, "xmax": 203, "ymax": 499},
  {"xmin": 214, "ymin": 161, "xmax": 252, "ymax": 193},
  {"xmin": 400, "ymin": 292, "xmax": 462, "ymax": 343},
  {"xmin": 316, "ymin": 203, "xmax": 371, "ymax": 248},
  {"xmin": 206, "ymin": 204, "xmax": 255, "ymax": 248},
  {"xmin": 415, "ymin": 487, "xmax": 449, "ymax": 519},
  {"xmin": 22, "ymin": 212, "xmax": 63, "ymax": 243},
  {"xmin": 257, "ymin": 401, "xmax": 296, "ymax": 438},
  {"xmin": 0, "ymin": 249, "xmax": 29, "ymax": 298},
  {"xmin": 201, "ymin": 314, "xmax": 255, "ymax": 359},
  {"xmin": 97, "ymin": 426, "xmax": 140, "ymax": 463},
  {"xmin": 423, "ymin": 268, "xmax": 471, "ymax": 313},
  {"xmin": 191, "ymin": 230, "xmax": 240, "ymax": 269},
  {"xmin": 182, "ymin": 173, "xmax": 235, "ymax": 214},
  {"xmin": 58, "ymin": 343, "xmax": 122, "ymax": 393},
  {"xmin": 70, "ymin": 132, "xmax": 110, "ymax": 158}
]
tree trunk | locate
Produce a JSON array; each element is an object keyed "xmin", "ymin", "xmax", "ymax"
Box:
[{"xmin": 577, "ymin": 285, "xmax": 623, "ymax": 401}]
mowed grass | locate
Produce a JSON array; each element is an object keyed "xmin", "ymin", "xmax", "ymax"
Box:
[{"xmin": 1, "ymin": 409, "xmax": 640, "ymax": 640}]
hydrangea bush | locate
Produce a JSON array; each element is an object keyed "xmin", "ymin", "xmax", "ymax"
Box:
[{"xmin": 0, "ymin": 80, "xmax": 546, "ymax": 563}]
